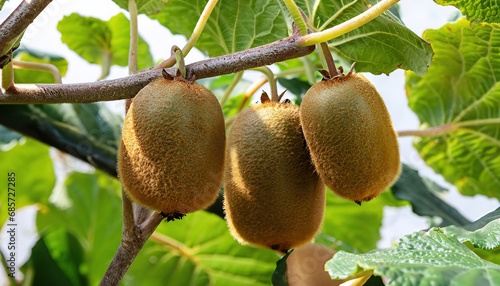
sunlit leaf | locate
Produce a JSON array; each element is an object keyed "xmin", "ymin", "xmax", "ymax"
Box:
[
  {"xmin": 36, "ymin": 172, "xmax": 123, "ymax": 286},
  {"xmin": 151, "ymin": 0, "xmax": 288, "ymax": 56},
  {"xmin": 407, "ymin": 18, "xmax": 500, "ymax": 199},
  {"xmin": 435, "ymin": 0, "xmax": 500, "ymax": 23},
  {"xmin": 292, "ymin": 0, "xmax": 432, "ymax": 75},
  {"xmin": 327, "ymin": 228, "xmax": 500, "ymax": 285},
  {"xmin": 322, "ymin": 191, "xmax": 384, "ymax": 253},
  {"xmin": 125, "ymin": 211, "xmax": 279, "ymax": 286},
  {"xmin": 112, "ymin": 0, "xmax": 166, "ymax": 15}
]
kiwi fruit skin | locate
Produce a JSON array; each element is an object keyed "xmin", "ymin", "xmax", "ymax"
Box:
[
  {"xmin": 118, "ymin": 78, "xmax": 225, "ymax": 215},
  {"xmin": 286, "ymin": 243, "xmax": 342, "ymax": 286},
  {"xmin": 224, "ymin": 102, "xmax": 325, "ymax": 253},
  {"xmin": 300, "ymin": 73, "xmax": 401, "ymax": 203}
]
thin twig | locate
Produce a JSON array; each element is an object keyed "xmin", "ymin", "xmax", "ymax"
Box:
[
  {"xmin": 219, "ymin": 71, "xmax": 243, "ymax": 105},
  {"xmin": 1, "ymin": 32, "xmax": 314, "ymax": 104},
  {"xmin": 252, "ymin": 66, "xmax": 278, "ymax": 102},
  {"xmin": 397, "ymin": 123, "xmax": 458, "ymax": 138},
  {"xmin": 0, "ymin": 0, "xmax": 53, "ymax": 55},
  {"xmin": 128, "ymin": 0, "xmax": 139, "ymax": 74},
  {"xmin": 156, "ymin": 0, "xmax": 219, "ymax": 69},
  {"xmin": 299, "ymin": 0, "xmax": 400, "ymax": 46},
  {"xmin": 12, "ymin": 60, "xmax": 62, "ymax": 83}
]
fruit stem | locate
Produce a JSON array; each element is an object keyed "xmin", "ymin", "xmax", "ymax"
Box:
[
  {"xmin": 128, "ymin": 0, "xmax": 139, "ymax": 74},
  {"xmin": 281, "ymin": 0, "xmax": 308, "ymax": 36},
  {"xmin": 298, "ymin": 0, "xmax": 400, "ymax": 46},
  {"xmin": 320, "ymin": 42, "xmax": 338, "ymax": 78},
  {"xmin": 173, "ymin": 46, "xmax": 187, "ymax": 79},
  {"xmin": 219, "ymin": 71, "xmax": 243, "ymax": 106},
  {"xmin": 155, "ymin": 0, "xmax": 219, "ymax": 69},
  {"xmin": 12, "ymin": 60, "xmax": 62, "ymax": 83},
  {"xmin": 252, "ymin": 66, "xmax": 279, "ymax": 102},
  {"xmin": 1, "ymin": 60, "xmax": 14, "ymax": 91},
  {"xmin": 397, "ymin": 123, "xmax": 458, "ymax": 137}
]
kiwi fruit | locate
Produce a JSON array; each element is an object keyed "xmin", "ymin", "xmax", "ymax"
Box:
[
  {"xmin": 286, "ymin": 243, "xmax": 341, "ymax": 286},
  {"xmin": 224, "ymin": 99, "xmax": 325, "ymax": 253},
  {"xmin": 118, "ymin": 77, "xmax": 225, "ymax": 216},
  {"xmin": 300, "ymin": 73, "xmax": 400, "ymax": 203}
]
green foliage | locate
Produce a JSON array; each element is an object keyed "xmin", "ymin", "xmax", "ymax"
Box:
[
  {"xmin": 407, "ymin": 18, "xmax": 500, "ymax": 199},
  {"xmin": 13, "ymin": 49, "xmax": 68, "ymax": 83},
  {"xmin": 292, "ymin": 0, "xmax": 433, "ymax": 75},
  {"xmin": 112, "ymin": 0, "xmax": 166, "ymax": 15},
  {"xmin": 327, "ymin": 226, "xmax": 500, "ymax": 285},
  {"xmin": 125, "ymin": 211, "xmax": 279, "ymax": 285},
  {"xmin": 36, "ymin": 172, "xmax": 123, "ymax": 286},
  {"xmin": 57, "ymin": 13, "xmax": 153, "ymax": 78},
  {"xmin": 151, "ymin": 0, "xmax": 288, "ymax": 56},
  {"xmin": 22, "ymin": 229, "xmax": 88, "ymax": 286},
  {"xmin": 0, "ymin": 139, "xmax": 55, "ymax": 226},
  {"xmin": 435, "ymin": 0, "xmax": 500, "ymax": 23},
  {"xmin": 392, "ymin": 164, "xmax": 471, "ymax": 227},
  {"xmin": 322, "ymin": 191, "xmax": 384, "ymax": 253}
]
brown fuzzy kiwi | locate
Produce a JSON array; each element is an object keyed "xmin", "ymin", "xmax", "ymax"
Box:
[
  {"xmin": 118, "ymin": 77, "xmax": 225, "ymax": 216},
  {"xmin": 300, "ymin": 73, "xmax": 401, "ymax": 203},
  {"xmin": 224, "ymin": 100, "xmax": 325, "ymax": 254},
  {"xmin": 286, "ymin": 243, "xmax": 341, "ymax": 286}
]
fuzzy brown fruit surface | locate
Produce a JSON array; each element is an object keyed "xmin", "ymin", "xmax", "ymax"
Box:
[
  {"xmin": 300, "ymin": 73, "xmax": 400, "ymax": 203},
  {"xmin": 286, "ymin": 243, "xmax": 341, "ymax": 286},
  {"xmin": 224, "ymin": 101, "xmax": 325, "ymax": 253},
  {"xmin": 118, "ymin": 78, "xmax": 225, "ymax": 215}
]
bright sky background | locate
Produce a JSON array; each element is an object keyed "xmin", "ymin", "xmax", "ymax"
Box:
[{"xmin": 1, "ymin": 0, "xmax": 499, "ymax": 284}]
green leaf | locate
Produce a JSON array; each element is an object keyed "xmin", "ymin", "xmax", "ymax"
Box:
[
  {"xmin": 0, "ymin": 138, "xmax": 55, "ymax": 226},
  {"xmin": 23, "ymin": 229, "xmax": 88, "ymax": 286},
  {"xmin": 271, "ymin": 252, "xmax": 290, "ymax": 286},
  {"xmin": 444, "ymin": 218, "xmax": 500, "ymax": 250},
  {"xmin": 107, "ymin": 13, "xmax": 154, "ymax": 70},
  {"xmin": 327, "ymin": 228, "xmax": 500, "ymax": 285},
  {"xmin": 462, "ymin": 207, "xmax": 500, "ymax": 232},
  {"xmin": 112, "ymin": 0, "xmax": 166, "ymax": 15},
  {"xmin": 57, "ymin": 13, "xmax": 112, "ymax": 65},
  {"xmin": 13, "ymin": 49, "xmax": 68, "ymax": 83},
  {"xmin": 57, "ymin": 13, "xmax": 153, "ymax": 77},
  {"xmin": 407, "ymin": 18, "xmax": 500, "ymax": 199},
  {"xmin": 392, "ymin": 164, "xmax": 471, "ymax": 227},
  {"xmin": 435, "ymin": 0, "xmax": 500, "ymax": 23},
  {"xmin": 36, "ymin": 172, "xmax": 123, "ymax": 286},
  {"xmin": 0, "ymin": 125, "xmax": 22, "ymax": 145},
  {"xmin": 126, "ymin": 211, "xmax": 279, "ymax": 286},
  {"xmin": 321, "ymin": 191, "xmax": 384, "ymax": 253},
  {"xmin": 0, "ymin": 103, "xmax": 122, "ymax": 176},
  {"xmin": 293, "ymin": 0, "xmax": 433, "ymax": 75},
  {"xmin": 151, "ymin": 0, "xmax": 288, "ymax": 56}
]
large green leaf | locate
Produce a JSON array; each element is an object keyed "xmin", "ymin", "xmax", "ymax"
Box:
[
  {"xmin": 407, "ymin": 18, "xmax": 500, "ymax": 199},
  {"xmin": 107, "ymin": 13, "xmax": 154, "ymax": 70},
  {"xmin": 22, "ymin": 229, "xmax": 88, "ymax": 286},
  {"xmin": 57, "ymin": 13, "xmax": 112, "ymax": 66},
  {"xmin": 392, "ymin": 164, "xmax": 471, "ymax": 227},
  {"xmin": 321, "ymin": 190, "xmax": 384, "ymax": 253},
  {"xmin": 293, "ymin": 0, "xmax": 432, "ymax": 75},
  {"xmin": 36, "ymin": 172, "xmax": 123, "ymax": 286},
  {"xmin": 151, "ymin": 0, "xmax": 288, "ymax": 56},
  {"xmin": 125, "ymin": 211, "xmax": 279, "ymax": 286},
  {"xmin": 112, "ymin": 0, "xmax": 166, "ymax": 15},
  {"xmin": 435, "ymin": 0, "xmax": 500, "ymax": 23},
  {"xmin": 57, "ymin": 12, "xmax": 153, "ymax": 77},
  {"xmin": 327, "ymin": 228, "xmax": 500, "ymax": 285},
  {"xmin": 0, "ymin": 138, "xmax": 55, "ymax": 226},
  {"xmin": 13, "ymin": 48, "xmax": 68, "ymax": 83}
]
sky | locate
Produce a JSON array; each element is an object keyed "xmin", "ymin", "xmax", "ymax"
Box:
[{"xmin": 0, "ymin": 0, "xmax": 499, "ymax": 283}]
